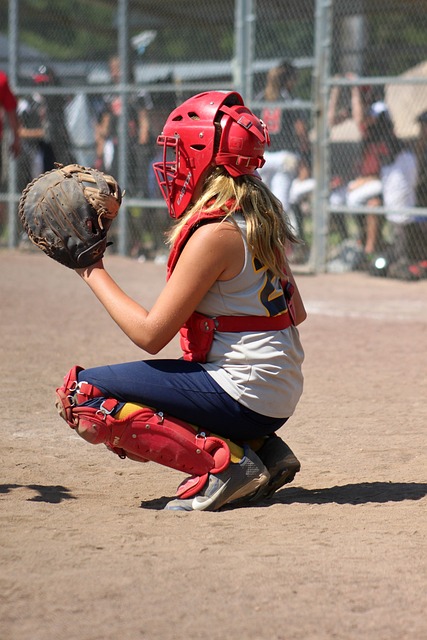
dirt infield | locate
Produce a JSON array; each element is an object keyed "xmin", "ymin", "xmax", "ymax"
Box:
[{"xmin": 1, "ymin": 248, "xmax": 426, "ymax": 640}]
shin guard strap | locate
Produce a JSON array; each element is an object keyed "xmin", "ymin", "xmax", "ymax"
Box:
[{"xmin": 55, "ymin": 365, "xmax": 231, "ymax": 478}]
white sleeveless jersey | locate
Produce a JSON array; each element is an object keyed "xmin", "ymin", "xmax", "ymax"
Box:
[{"xmin": 198, "ymin": 215, "xmax": 304, "ymax": 418}]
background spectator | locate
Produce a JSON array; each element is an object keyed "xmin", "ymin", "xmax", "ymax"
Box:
[
  {"xmin": 327, "ymin": 79, "xmax": 394, "ymax": 266},
  {"xmin": 257, "ymin": 60, "xmax": 310, "ymax": 234},
  {"xmin": 415, "ymin": 110, "xmax": 427, "ymax": 208},
  {"xmin": 95, "ymin": 55, "xmax": 153, "ymax": 197},
  {"xmin": 64, "ymin": 92, "xmax": 97, "ymax": 167},
  {"xmin": 383, "ymin": 109, "xmax": 427, "ymax": 279},
  {"xmin": 0, "ymin": 70, "xmax": 20, "ymax": 236},
  {"xmin": 0, "ymin": 70, "xmax": 20, "ymax": 167},
  {"xmin": 345, "ymin": 95, "xmax": 391, "ymax": 261},
  {"xmin": 18, "ymin": 65, "xmax": 75, "ymax": 189}
]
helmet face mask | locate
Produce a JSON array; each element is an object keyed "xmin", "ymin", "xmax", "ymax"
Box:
[
  {"xmin": 153, "ymin": 134, "xmax": 180, "ymax": 216},
  {"xmin": 153, "ymin": 91, "xmax": 269, "ymax": 218}
]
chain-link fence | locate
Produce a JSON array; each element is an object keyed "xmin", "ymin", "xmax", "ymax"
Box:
[
  {"xmin": 319, "ymin": 0, "xmax": 427, "ymax": 280},
  {"xmin": 1, "ymin": 0, "xmax": 427, "ymax": 278}
]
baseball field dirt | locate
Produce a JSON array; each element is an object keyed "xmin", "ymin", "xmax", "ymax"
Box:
[{"xmin": 1, "ymin": 249, "xmax": 426, "ymax": 640}]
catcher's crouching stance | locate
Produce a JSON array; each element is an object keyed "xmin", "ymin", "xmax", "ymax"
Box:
[
  {"xmin": 19, "ymin": 162, "xmax": 274, "ymax": 511},
  {"xmin": 55, "ymin": 365, "xmax": 272, "ymax": 508},
  {"xmin": 20, "ymin": 91, "xmax": 305, "ymax": 512}
]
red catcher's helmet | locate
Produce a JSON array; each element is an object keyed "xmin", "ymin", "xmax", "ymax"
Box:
[{"xmin": 153, "ymin": 90, "xmax": 270, "ymax": 218}]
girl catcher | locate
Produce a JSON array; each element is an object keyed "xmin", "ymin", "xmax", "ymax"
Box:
[{"xmin": 56, "ymin": 90, "xmax": 307, "ymax": 511}]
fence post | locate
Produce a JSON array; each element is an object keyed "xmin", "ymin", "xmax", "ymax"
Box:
[
  {"xmin": 311, "ymin": 0, "xmax": 332, "ymax": 273},
  {"xmin": 117, "ymin": 0, "xmax": 129, "ymax": 256},
  {"xmin": 233, "ymin": 0, "xmax": 256, "ymax": 102},
  {"xmin": 7, "ymin": 0, "xmax": 19, "ymax": 248}
]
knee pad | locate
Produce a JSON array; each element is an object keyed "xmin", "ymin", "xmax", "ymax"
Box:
[{"xmin": 56, "ymin": 365, "xmax": 231, "ymax": 484}]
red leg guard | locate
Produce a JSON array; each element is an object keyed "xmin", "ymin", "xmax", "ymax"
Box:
[{"xmin": 56, "ymin": 366, "xmax": 231, "ymax": 482}]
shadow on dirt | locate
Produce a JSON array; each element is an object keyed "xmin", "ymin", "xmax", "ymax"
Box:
[
  {"xmin": 272, "ymin": 481, "xmax": 427, "ymax": 505},
  {"xmin": 139, "ymin": 481, "xmax": 427, "ymax": 511},
  {"xmin": 0, "ymin": 483, "xmax": 76, "ymax": 503},
  {"xmin": 3, "ymin": 481, "xmax": 424, "ymax": 509}
]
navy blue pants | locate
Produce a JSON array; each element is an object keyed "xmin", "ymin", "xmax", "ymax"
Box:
[{"xmin": 77, "ymin": 359, "xmax": 286, "ymax": 441}]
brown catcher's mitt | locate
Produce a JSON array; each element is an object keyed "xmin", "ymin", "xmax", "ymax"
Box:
[{"xmin": 18, "ymin": 163, "xmax": 123, "ymax": 269}]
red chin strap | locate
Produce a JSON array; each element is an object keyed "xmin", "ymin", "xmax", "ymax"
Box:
[{"xmin": 214, "ymin": 152, "xmax": 266, "ymax": 177}]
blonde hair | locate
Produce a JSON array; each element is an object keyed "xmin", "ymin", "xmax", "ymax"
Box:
[{"xmin": 167, "ymin": 167, "xmax": 300, "ymax": 278}]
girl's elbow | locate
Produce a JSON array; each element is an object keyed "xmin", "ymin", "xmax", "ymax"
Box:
[
  {"xmin": 127, "ymin": 318, "xmax": 178, "ymax": 354},
  {"xmin": 143, "ymin": 342, "xmax": 163, "ymax": 355},
  {"xmin": 133, "ymin": 334, "xmax": 168, "ymax": 355}
]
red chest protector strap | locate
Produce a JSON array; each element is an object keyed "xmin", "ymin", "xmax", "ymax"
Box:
[
  {"xmin": 166, "ymin": 207, "xmax": 229, "ymax": 278},
  {"xmin": 167, "ymin": 204, "xmax": 295, "ymax": 363},
  {"xmin": 180, "ymin": 310, "xmax": 293, "ymax": 363}
]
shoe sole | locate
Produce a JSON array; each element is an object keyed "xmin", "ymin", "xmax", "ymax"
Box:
[
  {"xmin": 220, "ymin": 469, "xmax": 270, "ymax": 509},
  {"xmin": 262, "ymin": 461, "xmax": 300, "ymax": 499},
  {"xmin": 242, "ymin": 463, "xmax": 300, "ymax": 504},
  {"xmin": 242, "ymin": 443, "xmax": 301, "ymax": 503}
]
